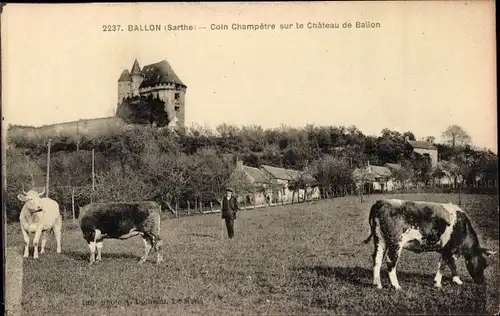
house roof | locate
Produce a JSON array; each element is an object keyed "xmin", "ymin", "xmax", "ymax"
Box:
[
  {"xmin": 353, "ymin": 165, "xmax": 392, "ymax": 182},
  {"xmin": 352, "ymin": 168, "xmax": 377, "ymax": 182},
  {"xmin": 242, "ymin": 166, "xmax": 270, "ymax": 184},
  {"xmin": 408, "ymin": 140, "xmax": 437, "ymax": 150},
  {"xmin": 369, "ymin": 165, "xmax": 392, "ymax": 177},
  {"xmin": 131, "ymin": 59, "xmax": 142, "ymax": 76},
  {"xmin": 260, "ymin": 165, "xmax": 295, "ymax": 181},
  {"xmin": 384, "ymin": 163, "xmax": 402, "ymax": 171},
  {"xmin": 139, "ymin": 59, "xmax": 186, "ymax": 88},
  {"xmin": 117, "ymin": 70, "xmax": 131, "ymax": 82},
  {"xmin": 260, "ymin": 165, "xmax": 317, "ymax": 184}
]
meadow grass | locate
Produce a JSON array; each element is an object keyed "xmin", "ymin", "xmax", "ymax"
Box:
[{"xmin": 5, "ymin": 193, "xmax": 499, "ymax": 315}]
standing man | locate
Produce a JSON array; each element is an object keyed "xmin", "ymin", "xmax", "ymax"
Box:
[{"xmin": 221, "ymin": 187, "xmax": 240, "ymax": 239}]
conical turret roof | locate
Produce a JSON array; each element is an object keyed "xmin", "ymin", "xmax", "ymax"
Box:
[
  {"xmin": 117, "ymin": 69, "xmax": 132, "ymax": 82},
  {"xmin": 131, "ymin": 59, "xmax": 142, "ymax": 76}
]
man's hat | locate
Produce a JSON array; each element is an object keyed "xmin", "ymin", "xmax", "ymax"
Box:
[{"xmin": 225, "ymin": 187, "xmax": 234, "ymax": 193}]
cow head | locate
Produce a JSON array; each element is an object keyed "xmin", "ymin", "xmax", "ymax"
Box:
[
  {"xmin": 17, "ymin": 188, "xmax": 46, "ymax": 213},
  {"xmin": 465, "ymin": 247, "xmax": 497, "ymax": 284}
]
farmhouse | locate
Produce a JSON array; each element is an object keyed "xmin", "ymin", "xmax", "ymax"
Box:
[
  {"xmin": 353, "ymin": 163, "xmax": 395, "ymax": 193},
  {"xmin": 228, "ymin": 160, "xmax": 273, "ymax": 206},
  {"xmin": 405, "ymin": 136, "xmax": 438, "ymax": 168},
  {"xmin": 260, "ymin": 165, "xmax": 320, "ymax": 203},
  {"xmin": 118, "ymin": 59, "xmax": 187, "ymax": 128}
]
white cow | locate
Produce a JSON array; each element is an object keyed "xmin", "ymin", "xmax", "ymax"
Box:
[{"xmin": 18, "ymin": 188, "xmax": 62, "ymax": 258}]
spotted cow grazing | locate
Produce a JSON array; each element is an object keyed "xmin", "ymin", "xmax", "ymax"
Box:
[
  {"xmin": 18, "ymin": 188, "xmax": 62, "ymax": 259},
  {"xmin": 363, "ymin": 199, "xmax": 496, "ymax": 290},
  {"xmin": 79, "ymin": 201, "xmax": 163, "ymax": 265}
]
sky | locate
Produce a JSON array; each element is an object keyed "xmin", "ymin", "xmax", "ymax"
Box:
[{"xmin": 2, "ymin": 2, "xmax": 497, "ymax": 151}]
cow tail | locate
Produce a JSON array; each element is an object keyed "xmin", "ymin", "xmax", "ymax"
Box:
[{"xmin": 362, "ymin": 202, "xmax": 378, "ymax": 244}]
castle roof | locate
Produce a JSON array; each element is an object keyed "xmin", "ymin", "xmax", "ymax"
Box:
[
  {"xmin": 139, "ymin": 59, "xmax": 187, "ymax": 88},
  {"xmin": 131, "ymin": 59, "xmax": 142, "ymax": 76},
  {"xmin": 117, "ymin": 69, "xmax": 131, "ymax": 82}
]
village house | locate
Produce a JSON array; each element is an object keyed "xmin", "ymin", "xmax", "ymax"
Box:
[
  {"xmin": 405, "ymin": 136, "xmax": 438, "ymax": 168},
  {"xmin": 118, "ymin": 58, "xmax": 187, "ymax": 128},
  {"xmin": 259, "ymin": 165, "xmax": 320, "ymax": 203},
  {"xmin": 228, "ymin": 160, "xmax": 273, "ymax": 206},
  {"xmin": 353, "ymin": 162, "xmax": 395, "ymax": 193}
]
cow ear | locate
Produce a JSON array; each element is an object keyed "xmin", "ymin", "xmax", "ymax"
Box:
[
  {"xmin": 17, "ymin": 194, "xmax": 28, "ymax": 202},
  {"xmin": 481, "ymin": 248, "xmax": 497, "ymax": 257},
  {"xmin": 485, "ymin": 250, "xmax": 497, "ymax": 257}
]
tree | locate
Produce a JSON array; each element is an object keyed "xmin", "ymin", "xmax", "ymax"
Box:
[
  {"xmin": 117, "ymin": 95, "xmax": 170, "ymax": 127},
  {"xmin": 402, "ymin": 131, "xmax": 416, "ymax": 141},
  {"xmin": 442, "ymin": 125, "xmax": 471, "ymax": 150},
  {"xmin": 185, "ymin": 148, "xmax": 232, "ymax": 207},
  {"xmin": 390, "ymin": 162, "xmax": 414, "ymax": 190},
  {"xmin": 424, "ymin": 136, "xmax": 436, "ymax": 143},
  {"xmin": 310, "ymin": 155, "xmax": 354, "ymax": 199},
  {"xmin": 352, "ymin": 166, "xmax": 372, "ymax": 202},
  {"xmin": 409, "ymin": 152, "xmax": 432, "ymax": 186}
]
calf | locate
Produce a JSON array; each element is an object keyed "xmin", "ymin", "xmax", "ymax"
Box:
[
  {"xmin": 18, "ymin": 188, "xmax": 62, "ymax": 258},
  {"xmin": 79, "ymin": 201, "xmax": 163, "ymax": 264},
  {"xmin": 363, "ymin": 199, "xmax": 496, "ymax": 290}
]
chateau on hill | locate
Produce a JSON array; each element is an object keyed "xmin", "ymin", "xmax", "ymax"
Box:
[{"xmin": 118, "ymin": 59, "xmax": 187, "ymax": 128}]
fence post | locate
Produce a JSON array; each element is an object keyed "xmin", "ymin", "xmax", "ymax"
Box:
[
  {"xmin": 46, "ymin": 139, "xmax": 51, "ymax": 198},
  {"xmin": 210, "ymin": 201, "xmax": 213, "ymax": 213},
  {"xmin": 187, "ymin": 200, "xmax": 190, "ymax": 215},
  {"xmin": 71, "ymin": 187, "xmax": 76, "ymax": 223},
  {"xmin": 175, "ymin": 202, "xmax": 179, "ymax": 218}
]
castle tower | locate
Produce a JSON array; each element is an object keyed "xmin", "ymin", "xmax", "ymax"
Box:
[
  {"xmin": 117, "ymin": 69, "xmax": 132, "ymax": 104},
  {"xmin": 130, "ymin": 59, "xmax": 143, "ymax": 96},
  {"xmin": 138, "ymin": 59, "xmax": 187, "ymax": 128},
  {"xmin": 116, "ymin": 58, "xmax": 187, "ymax": 128}
]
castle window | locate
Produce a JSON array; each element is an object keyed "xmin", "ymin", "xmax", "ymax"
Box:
[
  {"xmin": 174, "ymin": 106, "xmax": 180, "ymax": 112},
  {"xmin": 174, "ymin": 93, "xmax": 180, "ymax": 100}
]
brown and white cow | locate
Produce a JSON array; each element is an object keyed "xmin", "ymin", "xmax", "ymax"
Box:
[
  {"xmin": 363, "ymin": 199, "xmax": 496, "ymax": 290},
  {"xmin": 18, "ymin": 188, "xmax": 62, "ymax": 258},
  {"xmin": 79, "ymin": 201, "xmax": 163, "ymax": 265}
]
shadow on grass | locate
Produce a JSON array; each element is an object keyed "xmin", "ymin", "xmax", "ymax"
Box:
[
  {"xmin": 187, "ymin": 233, "xmax": 217, "ymax": 238},
  {"xmin": 64, "ymin": 250, "xmax": 139, "ymax": 262},
  {"xmin": 292, "ymin": 264, "xmax": 444, "ymax": 288}
]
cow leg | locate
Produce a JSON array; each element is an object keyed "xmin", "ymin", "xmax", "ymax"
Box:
[
  {"xmin": 434, "ymin": 257, "xmax": 444, "ymax": 288},
  {"xmin": 152, "ymin": 236, "xmax": 163, "ymax": 264},
  {"xmin": 96, "ymin": 240, "xmax": 103, "ymax": 261},
  {"xmin": 32, "ymin": 227, "xmax": 43, "ymax": 259},
  {"xmin": 40, "ymin": 231, "xmax": 47, "ymax": 254},
  {"xmin": 444, "ymin": 255, "xmax": 463, "ymax": 285},
  {"xmin": 84, "ymin": 231, "xmax": 96, "ymax": 264},
  {"xmin": 139, "ymin": 236, "xmax": 153, "ymax": 264},
  {"xmin": 372, "ymin": 235, "xmax": 386, "ymax": 289},
  {"xmin": 21, "ymin": 228, "xmax": 30, "ymax": 258},
  {"xmin": 88, "ymin": 241, "xmax": 96, "ymax": 264},
  {"xmin": 386, "ymin": 243, "xmax": 403, "ymax": 290},
  {"xmin": 53, "ymin": 216, "xmax": 62, "ymax": 253}
]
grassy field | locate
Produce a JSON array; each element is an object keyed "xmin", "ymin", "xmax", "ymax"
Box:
[{"xmin": 5, "ymin": 193, "xmax": 499, "ymax": 315}]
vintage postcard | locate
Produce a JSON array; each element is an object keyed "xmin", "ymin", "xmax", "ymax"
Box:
[{"xmin": 1, "ymin": 2, "xmax": 498, "ymax": 316}]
